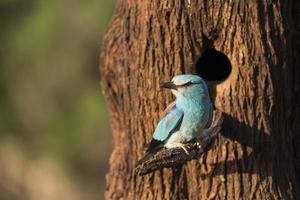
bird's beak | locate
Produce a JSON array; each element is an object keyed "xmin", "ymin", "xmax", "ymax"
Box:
[{"xmin": 160, "ymin": 81, "xmax": 177, "ymax": 90}]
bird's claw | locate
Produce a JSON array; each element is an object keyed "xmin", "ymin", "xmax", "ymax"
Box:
[
  {"xmin": 182, "ymin": 146, "xmax": 189, "ymax": 155},
  {"xmin": 196, "ymin": 141, "xmax": 202, "ymax": 149},
  {"xmin": 174, "ymin": 143, "xmax": 190, "ymax": 155},
  {"xmin": 195, "ymin": 136, "xmax": 204, "ymax": 149}
]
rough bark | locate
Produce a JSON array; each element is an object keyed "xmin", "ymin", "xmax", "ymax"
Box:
[
  {"xmin": 100, "ymin": 0, "xmax": 299, "ymax": 199},
  {"xmin": 292, "ymin": 0, "xmax": 300, "ymax": 185}
]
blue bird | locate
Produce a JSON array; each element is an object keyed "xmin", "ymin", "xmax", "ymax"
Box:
[{"xmin": 138, "ymin": 74, "xmax": 213, "ymax": 164}]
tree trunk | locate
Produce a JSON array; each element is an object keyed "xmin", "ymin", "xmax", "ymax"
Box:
[{"xmin": 100, "ymin": 0, "xmax": 300, "ymax": 199}]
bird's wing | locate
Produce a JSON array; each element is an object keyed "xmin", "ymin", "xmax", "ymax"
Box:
[
  {"xmin": 147, "ymin": 104, "xmax": 184, "ymax": 151},
  {"xmin": 138, "ymin": 104, "xmax": 183, "ymax": 164},
  {"xmin": 160, "ymin": 101, "xmax": 176, "ymax": 118}
]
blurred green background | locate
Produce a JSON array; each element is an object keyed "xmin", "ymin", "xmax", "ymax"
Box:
[{"xmin": 0, "ymin": 0, "xmax": 115, "ymax": 199}]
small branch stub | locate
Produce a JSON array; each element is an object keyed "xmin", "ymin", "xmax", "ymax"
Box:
[{"xmin": 135, "ymin": 110, "xmax": 224, "ymax": 176}]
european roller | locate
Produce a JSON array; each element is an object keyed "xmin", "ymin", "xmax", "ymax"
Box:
[{"xmin": 138, "ymin": 74, "xmax": 213, "ymax": 164}]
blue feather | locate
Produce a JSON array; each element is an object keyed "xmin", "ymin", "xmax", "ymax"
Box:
[
  {"xmin": 152, "ymin": 105, "xmax": 184, "ymax": 141},
  {"xmin": 138, "ymin": 74, "xmax": 213, "ymax": 164}
]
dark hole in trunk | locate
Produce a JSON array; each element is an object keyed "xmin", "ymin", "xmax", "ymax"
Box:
[{"xmin": 195, "ymin": 49, "xmax": 232, "ymax": 82}]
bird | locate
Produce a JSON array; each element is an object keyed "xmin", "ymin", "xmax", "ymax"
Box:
[{"xmin": 138, "ymin": 74, "xmax": 213, "ymax": 164}]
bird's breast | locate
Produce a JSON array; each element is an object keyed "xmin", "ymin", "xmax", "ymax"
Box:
[{"xmin": 179, "ymin": 102, "xmax": 211, "ymax": 140}]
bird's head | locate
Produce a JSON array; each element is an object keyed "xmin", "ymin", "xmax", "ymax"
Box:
[{"xmin": 160, "ymin": 74, "xmax": 209, "ymax": 98}]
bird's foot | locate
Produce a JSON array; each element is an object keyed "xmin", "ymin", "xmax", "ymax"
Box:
[
  {"xmin": 174, "ymin": 142, "xmax": 189, "ymax": 155},
  {"xmin": 195, "ymin": 137, "xmax": 203, "ymax": 149}
]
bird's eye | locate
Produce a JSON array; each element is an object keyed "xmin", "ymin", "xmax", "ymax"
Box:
[{"xmin": 185, "ymin": 81, "xmax": 193, "ymax": 87}]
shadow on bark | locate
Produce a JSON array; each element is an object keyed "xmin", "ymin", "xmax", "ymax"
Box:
[{"xmin": 200, "ymin": 113, "xmax": 296, "ymax": 197}]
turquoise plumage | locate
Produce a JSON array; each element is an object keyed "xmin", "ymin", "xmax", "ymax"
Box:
[
  {"xmin": 152, "ymin": 105, "xmax": 183, "ymax": 141},
  {"xmin": 138, "ymin": 74, "xmax": 213, "ymax": 164}
]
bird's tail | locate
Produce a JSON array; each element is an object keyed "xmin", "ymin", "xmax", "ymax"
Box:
[
  {"xmin": 137, "ymin": 150, "xmax": 155, "ymax": 165},
  {"xmin": 138, "ymin": 140, "xmax": 163, "ymax": 165}
]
